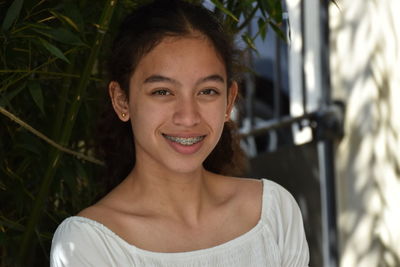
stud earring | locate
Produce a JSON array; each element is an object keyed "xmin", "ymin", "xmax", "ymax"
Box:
[{"xmin": 122, "ymin": 113, "xmax": 126, "ymax": 118}]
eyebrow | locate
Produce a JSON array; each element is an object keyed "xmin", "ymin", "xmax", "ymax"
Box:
[
  {"xmin": 197, "ymin": 74, "xmax": 225, "ymax": 85},
  {"xmin": 143, "ymin": 74, "xmax": 225, "ymax": 85},
  {"xmin": 143, "ymin": 75, "xmax": 177, "ymax": 84}
]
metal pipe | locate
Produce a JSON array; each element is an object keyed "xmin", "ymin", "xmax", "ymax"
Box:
[
  {"xmin": 239, "ymin": 112, "xmax": 314, "ymax": 138},
  {"xmin": 317, "ymin": 0, "xmax": 339, "ymax": 266},
  {"xmin": 273, "ymin": 31, "xmax": 282, "ymax": 119},
  {"xmin": 317, "ymin": 140, "xmax": 338, "ymax": 267}
]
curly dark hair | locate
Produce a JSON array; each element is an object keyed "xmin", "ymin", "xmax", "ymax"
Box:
[{"xmin": 97, "ymin": 0, "xmax": 247, "ymax": 191}]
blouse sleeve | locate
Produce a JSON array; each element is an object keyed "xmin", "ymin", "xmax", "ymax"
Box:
[
  {"xmin": 265, "ymin": 180, "xmax": 310, "ymax": 267},
  {"xmin": 50, "ymin": 218, "xmax": 118, "ymax": 267}
]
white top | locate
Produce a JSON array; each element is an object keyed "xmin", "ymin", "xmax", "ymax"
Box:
[{"xmin": 50, "ymin": 179, "xmax": 309, "ymax": 267}]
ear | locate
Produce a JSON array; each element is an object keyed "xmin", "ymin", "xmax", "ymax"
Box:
[
  {"xmin": 225, "ymin": 81, "xmax": 238, "ymax": 121},
  {"xmin": 109, "ymin": 81, "xmax": 130, "ymax": 122}
]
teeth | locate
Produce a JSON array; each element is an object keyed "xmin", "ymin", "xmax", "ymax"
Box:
[{"xmin": 164, "ymin": 135, "xmax": 204, "ymax": 146}]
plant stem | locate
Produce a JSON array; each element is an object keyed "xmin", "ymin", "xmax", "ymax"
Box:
[
  {"xmin": 237, "ymin": 3, "xmax": 259, "ymax": 32},
  {"xmin": 0, "ymin": 48, "xmax": 77, "ymax": 93},
  {"xmin": 0, "ymin": 69, "xmax": 102, "ymax": 81},
  {"xmin": 17, "ymin": 0, "xmax": 118, "ymax": 263},
  {"xmin": 0, "ymin": 106, "xmax": 104, "ymax": 165}
]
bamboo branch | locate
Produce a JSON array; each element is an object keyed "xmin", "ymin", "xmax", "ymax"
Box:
[
  {"xmin": 0, "ymin": 48, "xmax": 78, "ymax": 93},
  {"xmin": 237, "ymin": 3, "xmax": 259, "ymax": 32},
  {"xmin": 18, "ymin": 0, "xmax": 118, "ymax": 262},
  {"xmin": 0, "ymin": 106, "xmax": 104, "ymax": 165},
  {"xmin": 0, "ymin": 69, "xmax": 103, "ymax": 82}
]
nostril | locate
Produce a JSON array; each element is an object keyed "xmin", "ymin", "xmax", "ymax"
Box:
[
  {"xmin": 172, "ymin": 105, "xmax": 201, "ymax": 126},
  {"xmin": 172, "ymin": 113, "xmax": 201, "ymax": 126}
]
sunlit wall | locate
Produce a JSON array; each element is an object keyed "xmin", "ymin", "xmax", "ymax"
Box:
[{"xmin": 330, "ymin": 0, "xmax": 400, "ymax": 266}]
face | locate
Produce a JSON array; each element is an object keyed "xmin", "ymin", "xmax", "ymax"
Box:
[{"xmin": 110, "ymin": 35, "xmax": 237, "ymax": 175}]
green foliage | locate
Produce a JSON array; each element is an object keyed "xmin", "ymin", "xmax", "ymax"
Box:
[
  {"xmin": 0, "ymin": 0, "xmax": 285, "ymax": 265},
  {"xmin": 211, "ymin": 0, "xmax": 286, "ymax": 51},
  {"xmin": 1, "ymin": 0, "xmax": 24, "ymax": 31}
]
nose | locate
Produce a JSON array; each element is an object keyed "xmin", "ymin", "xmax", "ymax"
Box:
[{"xmin": 172, "ymin": 96, "xmax": 201, "ymax": 127}]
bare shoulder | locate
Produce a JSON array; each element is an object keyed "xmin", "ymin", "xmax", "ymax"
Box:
[
  {"xmin": 77, "ymin": 176, "xmax": 136, "ymax": 220},
  {"xmin": 220, "ymin": 176, "xmax": 263, "ymax": 199},
  {"xmin": 77, "ymin": 189, "xmax": 125, "ymax": 225},
  {"xmin": 232, "ymin": 177, "xmax": 263, "ymax": 205},
  {"xmin": 76, "ymin": 203, "xmax": 113, "ymax": 229},
  {"xmin": 215, "ymin": 176, "xmax": 263, "ymax": 221},
  {"xmin": 234, "ymin": 177, "xmax": 263, "ymax": 191},
  {"xmin": 77, "ymin": 204, "xmax": 104, "ymax": 220}
]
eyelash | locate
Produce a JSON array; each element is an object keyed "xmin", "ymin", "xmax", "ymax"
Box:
[
  {"xmin": 151, "ymin": 88, "xmax": 219, "ymax": 96},
  {"xmin": 199, "ymin": 88, "xmax": 219, "ymax": 95},
  {"xmin": 151, "ymin": 89, "xmax": 172, "ymax": 96}
]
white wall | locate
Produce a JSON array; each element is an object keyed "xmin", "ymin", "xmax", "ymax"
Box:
[{"xmin": 330, "ymin": 0, "xmax": 400, "ymax": 266}]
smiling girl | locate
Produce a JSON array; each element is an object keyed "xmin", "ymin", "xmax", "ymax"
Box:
[{"xmin": 50, "ymin": 1, "xmax": 309, "ymax": 266}]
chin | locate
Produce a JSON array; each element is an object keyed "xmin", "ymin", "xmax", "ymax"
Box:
[{"xmin": 162, "ymin": 158, "xmax": 206, "ymax": 175}]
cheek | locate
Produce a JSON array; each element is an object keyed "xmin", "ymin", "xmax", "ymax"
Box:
[
  {"xmin": 202, "ymin": 103, "xmax": 226, "ymax": 129},
  {"xmin": 129, "ymin": 100, "xmax": 168, "ymax": 136},
  {"xmin": 129, "ymin": 100, "xmax": 149, "ymax": 133}
]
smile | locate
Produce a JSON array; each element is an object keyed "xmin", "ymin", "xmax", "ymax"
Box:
[{"xmin": 162, "ymin": 134, "xmax": 205, "ymax": 146}]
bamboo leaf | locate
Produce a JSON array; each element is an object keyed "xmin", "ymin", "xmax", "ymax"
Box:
[
  {"xmin": 63, "ymin": 3, "xmax": 85, "ymax": 32},
  {"xmin": 28, "ymin": 81, "xmax": 45, "ymax": 114},
  {"xmin": 38, "ymin": 38, "xmax": 70, "ymax": 63},
  {"xmin": 0, "ymin": 82, "xmax": 26, "ymax": 107},
  {"xmin": 265, "ymin": 0, "xmax": 283, "ymax": 23},
  {"xmin": 49, "ymin": 27, "xmax": 85, "ymax": 45},
  {"xmin": 0, "ymin": 216, "xmax": 24, "ymax": 231},
  {"xmin": 269, "ymin": 20, "xmax": 286, "ymax": 41},
  {"xmin": 256, "ymin": 0, "xmax": 267, "ymax": 18},
  {"xmin": 242, "ymin": 33, "xmax": 257, "ymax": 51},
  {"xmin": 33, "ymin": 27, "xmax": 85, "ymax": 46},
  {"xmin": 211, "ymin": 0, "xmax": 239, "ymax": 22},
  {"xmin": 1, "ymin": 0, "xmax": 24, "ymax": 31},
  {"xmin": 257, "ymin": 18, "xmax": 268, "ymax": 40},
  {"xmin": 49, "ymin": 10, "xmax": 80, "ymax": 32},
  {"xmin": 18, "ymin": 0, "xmax": 117, "ymax": 261}
]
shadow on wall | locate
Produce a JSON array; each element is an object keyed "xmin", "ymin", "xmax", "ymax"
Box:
[
  {"xmin": 248, "ymin": 143, "xmax": 323, "ymax": 267},
  {"xmin": 330, "ymin": 0, "xmax": 400, "ymax": 266}
]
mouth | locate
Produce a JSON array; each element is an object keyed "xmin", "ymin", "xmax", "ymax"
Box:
[{"xmin": 162, "ymin": 134, "xmax": 206, "ymax": 146}]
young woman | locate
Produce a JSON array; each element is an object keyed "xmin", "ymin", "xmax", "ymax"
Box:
[{"xmin": 50, "ymin": 1, "xmax": 309, "ymax": 266}]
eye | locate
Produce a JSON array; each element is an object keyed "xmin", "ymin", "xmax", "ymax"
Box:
[
  {"xmin": 199, "ymin": 88, "xmax": 219, "ymax": 95},
  {"xmin": 151, "ymin": 89, "xmax": 172, "ymax": 96}
]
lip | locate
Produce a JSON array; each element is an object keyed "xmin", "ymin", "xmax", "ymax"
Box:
[
  {"xmin": 162, "ymin": 133, "xmax": 206, "ymax": 155},
  {"xmin": 162, "ymin": 133, "xmax": 206, "ymax": 138}
]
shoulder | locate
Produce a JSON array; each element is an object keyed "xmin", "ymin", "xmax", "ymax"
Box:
[
  {"xmin": 258, "ymin": 179, "xmax": 304, "ymax": 225},
  {"xmin": 215, "ymin": 176, "xmax": 263, "ymax": 207},
  {"xmin": 52, "ymin": 216, "xmax": 105, "ymax": 240},
  {"xmin": 219, "ymin": 177, "xmax": 297, "ymax": 212},
  {"xmin": 259, "ymin": 179, "xmax": 310, "ymax": 265},
  {"xmin": 50, "ymin": 217, "xmax": 122, "ymax": 267},
  {"xmin": 211, "ymin": 176, "xmax": 263, "ymax": 225},
  {"xmin": 51, "ymin": 216, "xmax": 108, "ymax": 253},
  {"xmin": 225, "ymin": 178, "xmax": 301, "ymax": 225},
  {"xmin": 261, "ymin": 179, "xmax": 297, "ymax": 206},
  {"xmin": 227, "ymin": 177, "xmax": 263, "ymax": 197},
  {"xmin": 77, "ymin": 204, "xmax": 108, "ymax": 222}
]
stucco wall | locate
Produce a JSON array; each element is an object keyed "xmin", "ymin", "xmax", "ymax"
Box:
[{"xmin": 330, "ymin": 0, "xmax": 400, "ymax": 266}]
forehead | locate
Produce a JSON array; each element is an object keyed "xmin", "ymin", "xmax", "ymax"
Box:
[{"xmin": 131, "ymin": 35, "xmax": 227, "ymax": 82}]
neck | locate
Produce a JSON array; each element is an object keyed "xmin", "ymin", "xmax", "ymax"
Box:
[{"xmin": 126, "ymin": 161, "xmax": 218, "ymax": 225}]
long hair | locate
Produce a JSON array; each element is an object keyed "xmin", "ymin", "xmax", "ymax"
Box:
[{"xmin": 97, "ymin": 0, "xmax": 247, "ymax": 191}]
